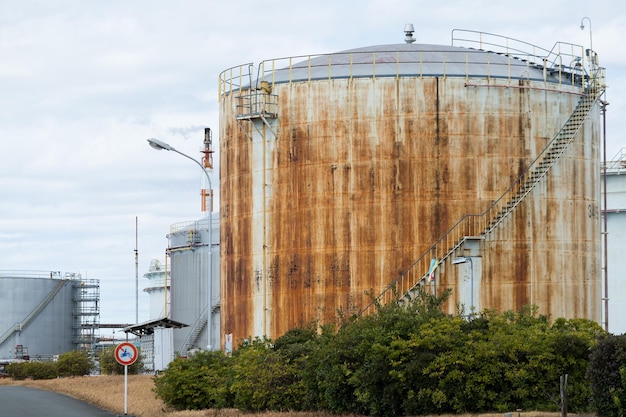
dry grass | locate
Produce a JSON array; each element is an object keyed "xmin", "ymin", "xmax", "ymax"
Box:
[{"xmin": 0, "ymin": 375, "xmax": 589, "ymax": 417}]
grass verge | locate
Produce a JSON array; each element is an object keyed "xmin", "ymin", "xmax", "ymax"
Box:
[{"xmin": 0, "ymin": 375, "xmax": 586, "ymax": 417}]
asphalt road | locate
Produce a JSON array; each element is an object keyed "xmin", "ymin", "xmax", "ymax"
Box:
[{"xmin": 0, "ymin": 386, "xmax": 120, "ymax": 417}]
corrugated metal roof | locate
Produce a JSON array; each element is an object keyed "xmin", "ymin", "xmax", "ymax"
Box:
[{"xmin": 267, "ymin": 43, "xmax": 562, "ymax": 84}]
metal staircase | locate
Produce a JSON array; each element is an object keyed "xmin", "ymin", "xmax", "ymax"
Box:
[
  {"xmin": 484, "ymin": 87, "xmax": 603, "ymax": 235},
  {"xmin": 358, "ymin": 84, "xmax": 605, "ymax": 317},
  {"xmin": 179, "ymin": 305, "xmax": 208, "ymax": 356}
]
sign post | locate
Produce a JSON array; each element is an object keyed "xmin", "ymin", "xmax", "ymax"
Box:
[{"xmin": 115, "ymin": 342, "xmax": 138, "ymax": 416}]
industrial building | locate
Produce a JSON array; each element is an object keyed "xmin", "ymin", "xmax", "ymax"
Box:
[
  {"xmin": 0, "ymin": 271, "xmax": 99, "ymax": 360},
  {"xmin": 218, "ymin": 28, "xmax": 606, "ymax": 346}
]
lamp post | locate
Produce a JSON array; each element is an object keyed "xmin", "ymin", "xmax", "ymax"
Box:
[
  {"xmin": 580, "ymin": 17, "xmax": 594, "ymax": 75},
  {"xmin": 453, "ymin": 257, "xmax": 474, "ymax": 318},
  {"xmin": 147, "ymin": 137, "xmax": 215, "ymax": 351}
]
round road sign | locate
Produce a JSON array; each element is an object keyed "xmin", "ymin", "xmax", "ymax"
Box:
[{"xmin": 115, "ymin": 342, "xmax": 138, "ymax": 366}]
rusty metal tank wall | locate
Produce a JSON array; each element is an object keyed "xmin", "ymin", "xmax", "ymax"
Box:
[
  {"xmin": 476, "ymin": 114, "xmax": 602, "ymax": 318},
  {"xmin": 219, "ymin": 43, "xmax": 602, "ymax": 345}
]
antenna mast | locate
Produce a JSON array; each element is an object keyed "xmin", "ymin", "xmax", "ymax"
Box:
[{"xmin": 135, "ymin": 216, "xmax": 139, "ymax": 324}]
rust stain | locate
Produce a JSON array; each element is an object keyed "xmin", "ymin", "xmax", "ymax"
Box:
[{"xmin": 220, "ymin": 75, "xmax": 601, "ymax": 346}]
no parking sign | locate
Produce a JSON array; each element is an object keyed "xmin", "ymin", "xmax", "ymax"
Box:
[
  {"xmin": 115, "ymin": 341, "xmax": 138, "ymax": 416},
  {"xmin": 115, "ymin": 342, "xmax": 138, "ymax": 366}
]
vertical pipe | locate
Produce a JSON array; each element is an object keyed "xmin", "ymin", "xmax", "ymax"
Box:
[
  {"xmin": 601, "ymin": 98, "xmax": 609, "ymax": 331},
  {"xmin": 208, "ymin": 214, "xmax": 213, "ymax": 350},
  {"xmin": 262, "ymin": 115, "xmax": 268, "ymax": 338},
  {"xmin": 164, "ymin": 252, "xmax": 168, "ymax": 318},
  {"xmin": 469, "ymin": 257, "xmax": 474, "ymax": 317},
  {"xmin": 203, "ymin": 127, "xmax": 215, "ymax": 350}
]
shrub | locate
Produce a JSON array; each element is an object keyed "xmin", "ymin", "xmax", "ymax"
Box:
[
  {"xmin": 153, "ymin": 350, "xmax": 234, "ymax": 410},
  {"xmin": 56, "ymin": 350, "xmax": 94, "ymax": 377},
  {"xmin": 588, "ymin": 334, "xmax": 626, "ymax": 417},
  {"xmin": 6, "ymin": 360, "xmax": 58, "ymax": 380},
  {"xmin": 230, "ymin": 335, "xmax": 312, "ymax": 412},
  {"xmin": 6, "ymin": 362, "xmax": 27, "ymax": 380},
  {"xmin": 24, "ymin": 361, "xmax": 58, "ymax": 379}
]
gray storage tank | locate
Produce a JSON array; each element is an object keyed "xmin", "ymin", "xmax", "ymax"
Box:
[
  {"xmin": 0, "ymin": 271, "xmax": 99, "ymax": 359},
  {"xmin": 167, "ymin": 213, "xmax": 220, "ymax": 355}
]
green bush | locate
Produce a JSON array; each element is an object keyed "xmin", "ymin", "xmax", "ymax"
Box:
[
  {"xmin": 303, "ymin": 287, "xmax": 452, "ymax": 416},
  {"xmin": 56, "ymin": 350, "xmax": 94, "ymax": 377},
  {"xmin": 230, "ymin": 335, "xmax": 312, "ymax": 412},
  {"xmin": 24, "ymin": 361, "xmax": 58, "ymax": 379},
  {"xmin": 6, "ymin": 362, "xmax": 27, "ymax": 380},
  {"xmin": 6, "ymin": 350, "xmax": 96, "ymax": 379},
  {"xmin": 6, "ymin": 361, "xmax": 58, "ymax": 380},
  {"xmin": 153, "ymin": 351, "xmax": 234, "ymax": 410},
  {"xmin": 588, "ymin": 334, "xmax": 626, "ymax": 417},
  {"xmin": 152, "ymin": 290, "xmax": 603, "ymax": 416}
]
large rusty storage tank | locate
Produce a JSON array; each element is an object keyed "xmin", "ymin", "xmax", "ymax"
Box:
[{"xmin": 219, "ymin": 29, "xmax": 605, "ymax": 345}]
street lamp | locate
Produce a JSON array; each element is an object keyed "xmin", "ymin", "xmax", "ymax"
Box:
[
  {"xmin": 453, "ymin": 257, "xmax": 474, "ymax": 318},
  {"xmin": 147, "ymin": 136, "xmax": 215, "ymax": 351},
  {"xmin": 580, "ymin": 17, "xmax": 594, "ymax": 74},
  {"xmin": 147, "ymin": 138, "xmax": 213, "ymax": 197}
]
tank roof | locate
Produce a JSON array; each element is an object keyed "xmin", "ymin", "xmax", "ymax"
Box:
[{"xmin": 264, "ymin": 42, "xmax": 568, "ymax": 84}]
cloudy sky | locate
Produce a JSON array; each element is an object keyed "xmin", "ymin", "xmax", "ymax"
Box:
[{"xmin": 1, "ymin": 0, "xmax": 625, "ymax": 333}]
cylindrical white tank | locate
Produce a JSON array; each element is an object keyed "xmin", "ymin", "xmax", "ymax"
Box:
[
  {"xmin": 143, "ymin": 259, "xmax": 170, "ymax": 319},
  {"xmin": 0, "ymin": 271, "xmax": 98, "ymax": 359},
  {"xmin": 167, "ymin": 213, "xmax": 220, "ymax": 355}
]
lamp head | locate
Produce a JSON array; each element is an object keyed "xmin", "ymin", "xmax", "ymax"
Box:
[
  {"xmin": 580, "ymin": 16, "xmax": 590, "ymax": 30},
  {"xmin": 147, "ymin": 138, "xmax": 172, "ymax": 151}
]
